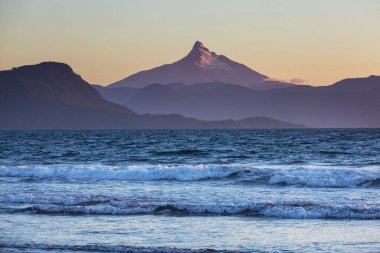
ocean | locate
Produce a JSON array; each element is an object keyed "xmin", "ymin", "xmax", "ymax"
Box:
[{"xmin": 0, "ymin": 129, "xmax": 379, "ymax": 252}]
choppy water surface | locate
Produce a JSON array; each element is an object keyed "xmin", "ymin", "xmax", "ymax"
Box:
[{"xmin": 1, "ymin": 130, "xmax": 380, "ymax": 252}]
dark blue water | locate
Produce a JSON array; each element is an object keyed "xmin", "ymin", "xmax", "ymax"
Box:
[{"xmin": 1, "ymin": 130, "xmax": 380, "ymax": 252}]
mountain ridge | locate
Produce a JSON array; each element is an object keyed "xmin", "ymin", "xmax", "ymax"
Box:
[
  {"xmin": 0, "ymin": 62, "xmax": 305, "ymax": 129},
  {"xmin": 97, "ymin": 75, "xmax": 380, "ymax": 128},
  {"xmin": 109, "ymin": 41, "xmax": 294, "ymax": 89}
]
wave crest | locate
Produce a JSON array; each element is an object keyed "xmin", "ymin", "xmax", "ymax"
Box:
[
  {"xmin": 3, "ymin": 196, "xmax": 378, "ymax": 220},
  {"xmin": 0, "ymin": 164, "xmax": 379, "ymax": 187},
  {"xmin": 0, "ymin": 164, "xmax": 241, "ymax": 181}
]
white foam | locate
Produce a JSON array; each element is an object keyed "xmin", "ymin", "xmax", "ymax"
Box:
[
  {"xmin": 2, "ymin": 192, "xmax": 379, "ymax": 219},
  {"xmin": 14, "ymin": 199, "xmax": 380, "ymax": 219},
  {"xmin": 266, "ymin": 167, "xmax": 379, "ymax": 187},
  {"xmin": 0, "ymin": 164, "xmax": 379, "ymax": 187},
  {"xmin": 0, "ymin": 164, "xmax": 242, "ymax": 181}
]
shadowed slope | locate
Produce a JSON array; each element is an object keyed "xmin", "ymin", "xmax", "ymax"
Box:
[{"xmin": 0, "ymin": 62, "xmax": 304, "ymax": 129}]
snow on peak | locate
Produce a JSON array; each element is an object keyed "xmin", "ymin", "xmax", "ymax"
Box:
[{"xmin": 190, "ymin": 41, "xmax": 231, "ymax": 71}]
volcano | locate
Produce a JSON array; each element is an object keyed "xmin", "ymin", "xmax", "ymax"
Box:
[{"xmin": 109, "ymin": 41, "xmax": 294, "ymax": 89}]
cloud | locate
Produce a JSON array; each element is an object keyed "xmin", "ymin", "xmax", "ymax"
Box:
[{"xmin": 289, "ymin": 78, "xmax": 307, "ymax": 84}]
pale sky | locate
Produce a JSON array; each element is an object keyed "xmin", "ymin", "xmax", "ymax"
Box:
[{"xmin": 1, "ymin": 0, "xmax": 379, "ymax": 86}]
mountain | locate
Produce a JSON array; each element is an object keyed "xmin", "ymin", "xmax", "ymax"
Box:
[
  {"xmin": 0, "ymin": 62, "xmax": 133, "ymax": 129},
  {"xmin": 109, "ymin": 41, "xmax": 295, "ymax": 90},
  {"xmin": 0, "ymin": 62, "xmax": 304, "ymax": 129},
  {"xmin": 0, "ymin": 62, "xmax": 134, "ymax": 113},
  {"xmin": 325, "ymin": 75, "xmax": 380, "ymax": 92},
  {"xmin": 93, "ymin": 85, "xmax": 139, "ymax": 105},
  {"xmin": 97, "ymin": 76, "xmax": 380, "ymax": 128}
]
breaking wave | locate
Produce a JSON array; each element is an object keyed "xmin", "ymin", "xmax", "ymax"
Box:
[
  {"xmin": 2, "ymin": 195, "xmax": 379, "ymax": 219},
  {"xmin": 0, "ymin": 164, "xmax": 241, "ymax": 181},
  {"xmin": 0, "ymin": 164, "xmax": 379, "ymax": 187}
]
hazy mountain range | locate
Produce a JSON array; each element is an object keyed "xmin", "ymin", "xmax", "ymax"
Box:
[
  {"xmin": 97, "ymin": 41, "xmax": 380, "ymax": 128},
  {"xmin": 0, "ymin": 62, "xmax": 304, "ymax": 129},
  {"xmin": 96, "ymin": 76, "xmax": 380, "ymax": 128},
  {"xmin": 1, "ymin": 41, "xmax": 379, "ymax": 129}
]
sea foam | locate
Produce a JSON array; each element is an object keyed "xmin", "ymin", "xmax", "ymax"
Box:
[
  {"xmin": 9, "ymin": 198, "xmax": 380, "ymax": 219},
  {"xmin": 0, "ymin": 164, "xmax": 379, "ymax": 187},
  {"xmin": 0, "ymin": 164, "xmax": 241, "ymax": 181}
]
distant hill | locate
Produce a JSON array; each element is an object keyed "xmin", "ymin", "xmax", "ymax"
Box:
[
  {"xmin": 0, "ymin": 62, "xmax": 134, "ymax": 112},
  {"xmin": 97, "ymin": 76, "xmax": 380, "ymax": 128},
  {"xmin": 109, "ymin": 41, "xmax": 295, "ymax": 90},
  {"xmin": 0, "ymin": 62, "xmax": 304, "ymax": 129},
  {"xmin": 93, "ymin": 85, "xmax": 139, "ymax": 106}
]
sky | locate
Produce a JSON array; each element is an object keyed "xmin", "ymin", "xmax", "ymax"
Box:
[{"xmin": 0, "ymin": 0, "xmax": 379, "ymax": 86}]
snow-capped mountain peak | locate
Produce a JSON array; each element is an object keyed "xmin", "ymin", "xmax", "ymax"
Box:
[
  {"xmin": 186, "ymin": 41, "xmax": 231, "ymax": 71},
  {"xmin": 109, "ymin": 41, "xmax": 295, "ymax": 89}
]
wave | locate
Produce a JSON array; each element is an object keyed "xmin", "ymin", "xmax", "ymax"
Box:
[
  {"xmin": 264, "ymin": 167, "xmax": 380, "ymax": 188},
  {"xmin": 0, "ymin": 243, "xmax": 234, "ymax": 253},
  {"xmin": 0, "ymin": 164, "xmax": 241, "ymax": 181},
  {"xmin": 3, "ymin": 196, "xmax": 379, "ymax": 219},
  {"xmin": 0, "ymin": 194, "xmax": 111, "ymax": 206},
  {"xmin": 0, "ymin": 164, "xmax": 379, "ymax": 187}
]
